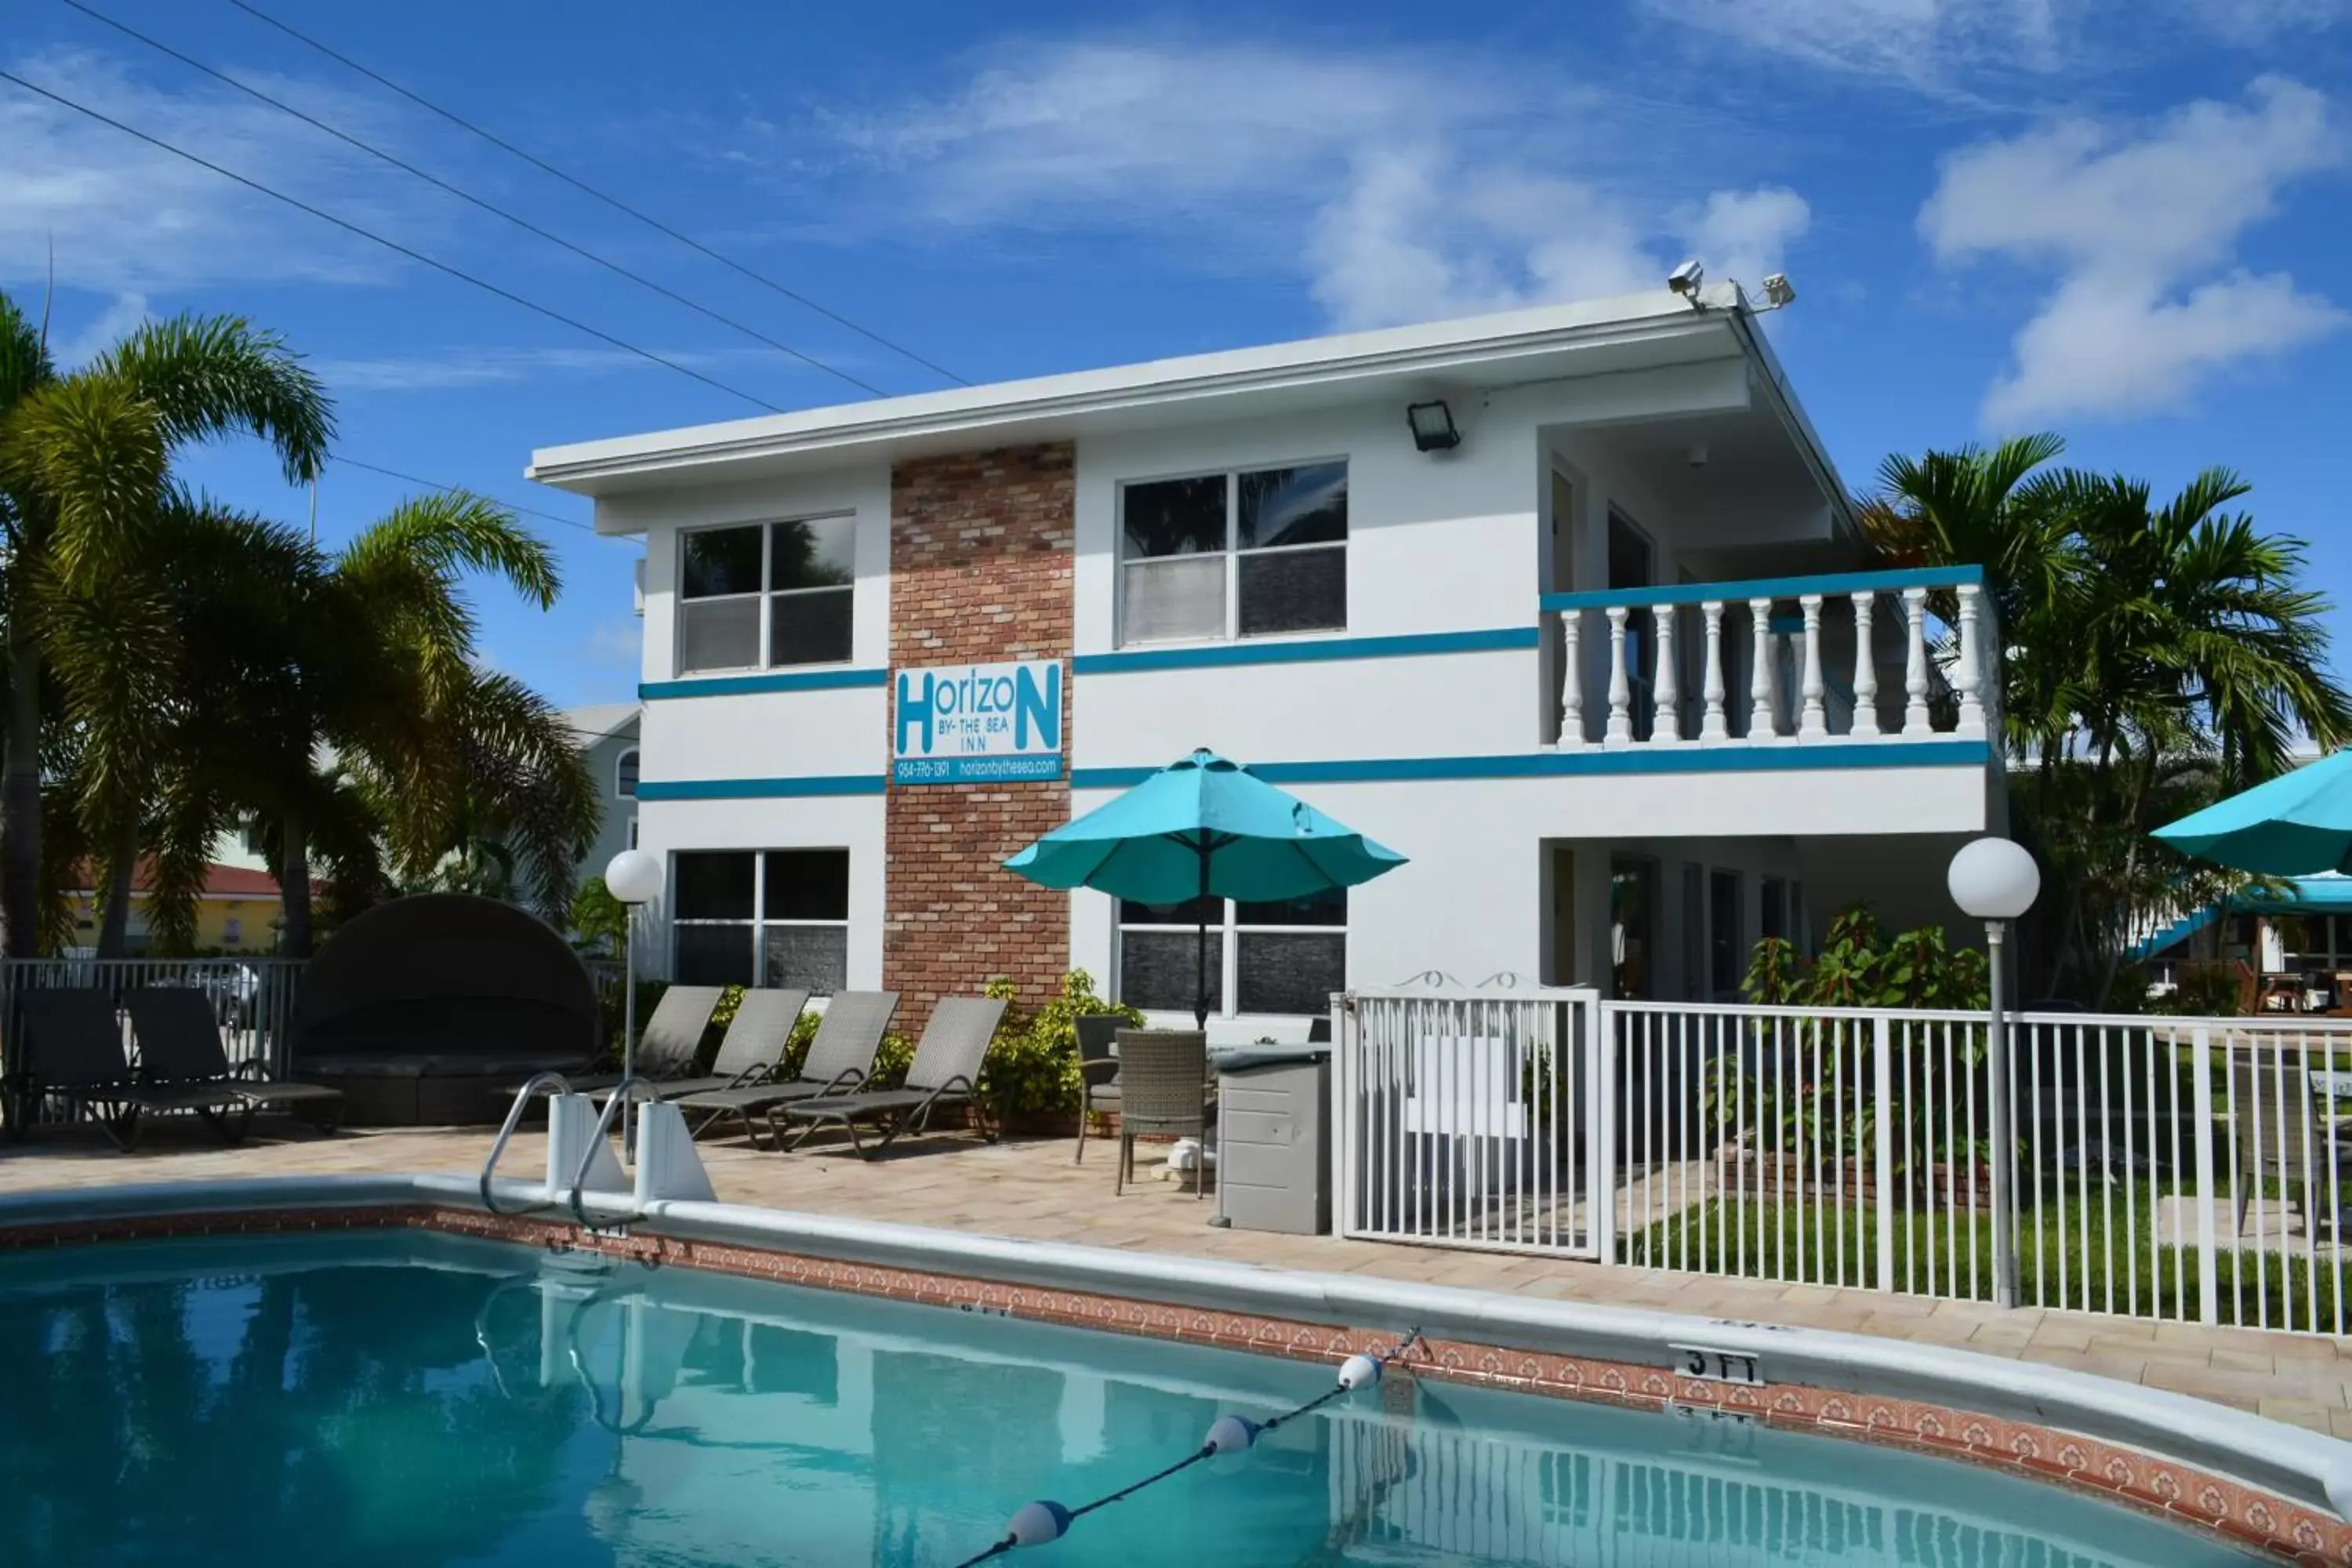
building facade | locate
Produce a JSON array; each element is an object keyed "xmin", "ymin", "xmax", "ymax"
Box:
[
  {"xmin": 532, "ymin": 289, "xmax": 2004, "ymax": 1039},
  {"xmin": 565, "ymin": 702, "xmax": 644, "ymax": 887}
]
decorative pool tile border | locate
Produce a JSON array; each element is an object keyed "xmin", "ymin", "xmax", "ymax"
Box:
[{"xmin": 4, "ymin": 1203, "xmax": 2344, "ymax": 1566}]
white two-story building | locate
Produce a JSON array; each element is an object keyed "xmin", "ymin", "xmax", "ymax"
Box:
[{"xmin": 529, "ymin": 286, "xmax": 2003, "ymax": 1039}]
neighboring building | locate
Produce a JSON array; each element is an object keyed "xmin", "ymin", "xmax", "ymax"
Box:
[
  {"xmin": 65, "ymin": 862, "xmax": 285, "ymax": 954},
  {"xmin": 529, "ymin": 287, "xmax": 2002, "ymax": 1039},
  {"xmin": 565, "ymin": 702, "xmax": 644, "ymax": 887}
]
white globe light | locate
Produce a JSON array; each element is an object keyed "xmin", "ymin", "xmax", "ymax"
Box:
[
  {"xmin": 1947, "ymin": 837, "xmax": 2040, "ymax": 920},
  {"xmin": 604, "ymin": 848, "xmax": 663, "ymax": 906}
]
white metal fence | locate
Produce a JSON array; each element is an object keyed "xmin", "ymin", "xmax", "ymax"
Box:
[
  {"xmin": 1340, "ymin": 989, "xmax": 2352, "ymax": 1337},
  {"xmin": 1336, "ymin": 986, "xmax": 1602, "ymax": 1258}
]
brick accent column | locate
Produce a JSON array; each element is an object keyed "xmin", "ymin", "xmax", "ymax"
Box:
[{"xmin": 884, "ymin": 443, "xmax": 1076, "ymax": 1033}]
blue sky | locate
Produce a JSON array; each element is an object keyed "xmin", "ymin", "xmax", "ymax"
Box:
[{"xmin": 6, "ymin": 0, "xmax": 2349, "ymax": 710}]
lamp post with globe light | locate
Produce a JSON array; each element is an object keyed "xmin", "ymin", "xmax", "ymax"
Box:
[
  {"xmin": 603, "ymin": 848, "xmax": 665, "ymax": 1158},
  {"xmin": 1946, "ymin": 837, "xmax": 2040, "ymax": 1309}
]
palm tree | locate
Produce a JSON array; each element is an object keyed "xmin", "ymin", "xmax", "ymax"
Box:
[
  {"xmin": 1864, "ymin": 437, "xmax": 2350, "ymax": 999},
  {"xmin": 137, "ymin": 491, "xmax": 596, "ymax": 955},
  {"xmin": 0, "ymin": 291, "xmax": 332, "ymax": 956}
]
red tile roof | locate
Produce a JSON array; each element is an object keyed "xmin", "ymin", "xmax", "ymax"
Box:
[{"xmin": 65, "ymin": 861, "xmax": 285, "ymax": 899}]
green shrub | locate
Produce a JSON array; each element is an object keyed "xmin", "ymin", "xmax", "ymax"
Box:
[
  {"xmin": 979, "ymin": 969, "xmax": 1142, "ymax": 1120},
  {"xmin": 1743, "ymin": 906, "xmax": 1987, "ymax": 1010}
]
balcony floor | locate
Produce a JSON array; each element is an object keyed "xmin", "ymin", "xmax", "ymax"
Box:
[{"xmin": 2, "ymin": 1116, "xmax": 2347, "ymax": 1436}]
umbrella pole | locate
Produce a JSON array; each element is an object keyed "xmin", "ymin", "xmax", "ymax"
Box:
[{"xmin": 1194, "ymin": 844, "xmax": 1211, "ymax": 1032}]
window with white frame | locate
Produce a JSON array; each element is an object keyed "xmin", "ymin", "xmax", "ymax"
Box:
[
  {"xmin": 1118, "ymin": 462, "xmax": 1347, "ymax": 644},
  {"xmin": 615, "ymin": 748, "xmax": 640, "ymax": 799},
  {"xmin": 671, "ymin": 849, "xmax": 849, "ymax": 993},
  {"xmin": 1116, "ymin": 889, "xmax": 1345, "ymax": 1016},
  {"xmin": 676, "ymin": 516, "xmax": 855, "ymax": 673}
]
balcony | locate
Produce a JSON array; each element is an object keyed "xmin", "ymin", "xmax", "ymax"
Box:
[{"xmin": 1540, "ymin": 565, "xmax": 1995, "ymax": 755}]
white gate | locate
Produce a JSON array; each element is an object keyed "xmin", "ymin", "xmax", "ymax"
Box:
[{"xmin": 1335, "ymin": 985, "xmax": 1605, "ymax": 1258}]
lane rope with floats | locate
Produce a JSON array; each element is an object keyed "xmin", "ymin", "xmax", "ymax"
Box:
[{"xmin": 948, "ymin": 1327, "xmax": 1425, "ymax": 1566}]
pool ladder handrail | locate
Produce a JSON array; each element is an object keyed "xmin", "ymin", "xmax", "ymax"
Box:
[
  {"xmin": 480, "ymin": 1072, "xmax": 572, "ymax": 1217},
  {"xmin": 571, "ymin": 1076, "xmax": 660, "ymax": 1232}
]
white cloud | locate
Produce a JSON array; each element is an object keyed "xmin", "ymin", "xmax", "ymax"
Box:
[
  {"xmin": 0, "ymin": 48, "xmax": 430, "ymax": 294},
  {"xmin": 1919, "ymin": 77, "xmax": 2345, "ymax": 426},
  {"xmin": 314, "ymin": 347, "xmax": 681, "ymax": 394},
  {"xmin": 48, "ymin": 289, "xmax": 151, "ymax": 368},
  {"xmin": 584, "ymin": 619, "xmax": 641, "ymax": 667},
  {"xmin": 815, "ymin": 41, "xmax": 1807, "ymax": 332},
  {"xmin": 1639, "ymin": 0, "xmax": 2063, "ymax": 89},
  {"xmin": 1642, "ymin": 0, "xmax": 2348, "ymax": 91}
]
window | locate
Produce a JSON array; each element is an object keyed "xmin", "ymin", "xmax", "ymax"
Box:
[
  {"xmin": 1708, "ymin": 869, "xmax": 1743, "ymax": 999},
  {"xmin": 627, "ymin": 818, "xmax": 640, "ymax": 850},
  {"xmin": 671, "ymin": 849, "xmax": 849, "ymax": 993},
  {"xmin": 1116, "ymin": 889, "xmax": 1345, "ymax": 1016},
  {"xmin": 677, "ymin": 516, "xmax": 855, "ymax": 673},
  {"xmin": 615, "ymin": 749, "xmax": 641, "ymax": 800},
  {"xmin": 1760, "ymin": 876, "xmax": 1788, "ymax": 945},
  {"xmin": 1119, "ymin": 461, "xmax": 1346, "ymax": 644}
]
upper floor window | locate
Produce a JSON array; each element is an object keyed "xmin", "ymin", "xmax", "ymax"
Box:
[
  {"xmin": 615, "ymin": 749, "xmax": 640, "ymax": 799},
  {"xmin": 677, "ymin": 516, "xmax": 855, "ymax": 673},
  {"xmin": 1119, "ymin": 462, "xmax": 1347, "ymax": 645}
]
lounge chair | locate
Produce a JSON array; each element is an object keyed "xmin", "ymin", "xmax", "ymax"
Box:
[
  {"xmin": 673, "ymin": 991, "xmax": 898, "ymax": 1148},
  {"xmin": 779, "ymin": 996, "xmax": 1007, "ymax": 1157},
  {"xmin": 11, "ymin": 989, "xmax": 252, "ymax": 1151},
  {"xmin": 645, "ymin": 988, "xmax": 809, "ymax": 1101},
  {"xmin": 125, "ymin": 987, "xmax": 346, "ymax": 1131},
  {"xmin": 537, "ymin": 984, "xmax": 724, "ymax": 1096}
]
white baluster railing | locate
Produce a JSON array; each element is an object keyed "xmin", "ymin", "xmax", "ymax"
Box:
[
  {"xmin": 1955, "ymin": 580, "xmax": 1987, "ymax": 739},
  {"xmin": 1849, "ymin": 590, "xmax": 1879, "ymax": 738},
  {"xmin": 1537, "ymin": 568, "xmax": 1985, "ymax": 754},
  {"xmin": 1651, "ymin": 604, "xmax": 1680, "ymax": 743},
  {"xmin": 1699, "ymin": 600, "xmax": 1728, "ymax": 742},
  {"xmin": 1604, "ymin": 604, "xmax": 1632, "ymax": 747},
  {"xmin": 1902, "ymin": 585, "xmax": 1932, "ymax": 737},
  {"xmin": 1556, "ymin": 607, "xmax": 1583, "ymax": 748},
  {"xmin": 1747, "ymin": 597, "xmax": 1775, "ymax": 739},
  {"xmin": 1797, "ymin": 593, "xmax": 1827, "ymax": 741}
]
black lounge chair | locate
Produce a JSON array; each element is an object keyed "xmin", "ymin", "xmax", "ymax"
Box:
[
  {"xmin": 673, "ymin": 991, "xmax": 897, "ymax": 1147},
  {"xmin": 647, "ymin": 987, "xmax": 809, "ymax": 1102},
  {"xmin": 11, "ymin": 989, "xmax": 252, "ymax": 1151},
  {"xmin": 779, "ymin": 996, "xmax": 1006, "ymax": 1157},
  {"xmin": 125, "ymin": 987, "xmax": 346, "ymax": 1131},
  {"xmin": 532, "ymin": 984, "xmax": 724, "ymax": 1096}
]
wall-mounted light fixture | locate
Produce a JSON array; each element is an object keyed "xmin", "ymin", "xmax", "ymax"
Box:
[{"xmin": 1406, "ymin": 400, "xmax": 1461, "ymax": 452}]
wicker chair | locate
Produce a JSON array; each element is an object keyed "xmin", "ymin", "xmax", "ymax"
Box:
[
  {"xmin": 1113, "ymin": 1029, "xmax": 1210, "ymax": 1197},
  {"xmin": 1073, "ymin": 1014, "xmax": 1123, "ymax": 1166}
]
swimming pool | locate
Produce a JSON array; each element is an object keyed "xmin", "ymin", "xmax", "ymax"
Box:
[{"xmin": 0, "ymin": 1229, "xmax": 2268, "ymax": 1566}]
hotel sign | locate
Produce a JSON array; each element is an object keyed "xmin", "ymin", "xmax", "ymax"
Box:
[{"xmin": 892, "ymin": 660, "xmax": 1063, "ymax": 785}]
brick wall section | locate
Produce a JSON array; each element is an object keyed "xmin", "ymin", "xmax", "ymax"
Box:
[{"xmin": 884, "ymin": 443, "xmax": 1076, "ymax": 1033}]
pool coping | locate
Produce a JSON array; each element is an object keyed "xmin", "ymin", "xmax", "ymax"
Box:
[{"xmin": 4, "ymin": 1172, "xmax": 2349, "ymax": 1566}]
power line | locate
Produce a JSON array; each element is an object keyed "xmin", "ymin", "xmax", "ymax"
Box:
[
  {"xmin": 0, "ymin": 66, "xmax": 781, "ymax": 414},
  {"xmin": 64, "ymin": 0, "xmax": 885, "ymax": 398},
  {"xmin": 330, "ymin": 456, "xmax": 603, "ymax": 537},
  {"xmin": 226, "ymin": 0, "xmax": 968, "ymax": 390}
]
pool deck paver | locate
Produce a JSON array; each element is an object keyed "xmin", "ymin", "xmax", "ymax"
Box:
[{"xmin": 5, "ymin": 1118, "xmax": 2352, "ymax": 1439}]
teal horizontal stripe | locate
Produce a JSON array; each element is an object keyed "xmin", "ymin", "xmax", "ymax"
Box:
[
  {"xmin": 1073, "ymin": 739, "xmax": 1989, "ymax": 789},
  {"xmin": 1074, "ymin": 626, "xmax": 1536, "ymax": 674},
  {"xmin": 1539, "ymin": 563, "xmax": 1984, "ymax": 614},
  {"xmin": 637, "ymin": 775, "xmax": 885, "ymax": 800},
  {"xmin": 641, "ymin": 666, "xmax": 888, "ymax": 699}
]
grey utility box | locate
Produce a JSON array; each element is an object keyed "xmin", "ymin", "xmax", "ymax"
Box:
[{"xmin": 1216, "ymin": 1051, "xmax": 1330, "ymax": 1235}]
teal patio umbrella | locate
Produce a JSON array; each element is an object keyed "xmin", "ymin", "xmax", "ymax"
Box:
[
  {"xmin": 2153, "ymin": 750, "xmax": 2352, "ymax": 875},
  {"xmin": 1004, "ymin": 748, "xmax": 1407, "ymax": 1027}
]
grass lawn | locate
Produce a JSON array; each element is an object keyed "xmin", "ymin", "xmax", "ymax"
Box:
[{"xmin": 1617, "ymin": 1185, "xmax": 2347, "ymax": 1334}]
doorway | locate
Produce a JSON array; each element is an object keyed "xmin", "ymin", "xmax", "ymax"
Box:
[
  {"xmin": 1608, "ymin": 510, "xmax": 1656, "ymax": 739},
  {"xmin": 1547, "ymin": 844, "xmax": 1577, "ymax": 985}
]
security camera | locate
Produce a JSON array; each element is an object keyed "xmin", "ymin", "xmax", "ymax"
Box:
[
  {"xmin": 1760, "ymin": 273, "xmax": 1796, "ymax": 309},
  {"xmin": 1667, "ymin": 260, "xmax": 1704, "ymax": 298}
]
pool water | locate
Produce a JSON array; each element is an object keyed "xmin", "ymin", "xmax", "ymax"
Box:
[{"xmin": 0, "ymin": 1231, "xmax": 2260, "ymax": 1567}]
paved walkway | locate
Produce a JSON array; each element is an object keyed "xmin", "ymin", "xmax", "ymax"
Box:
[{"xmin": 5, "ymin": 1117, "xmax": 2351, "ymax": 1439}]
